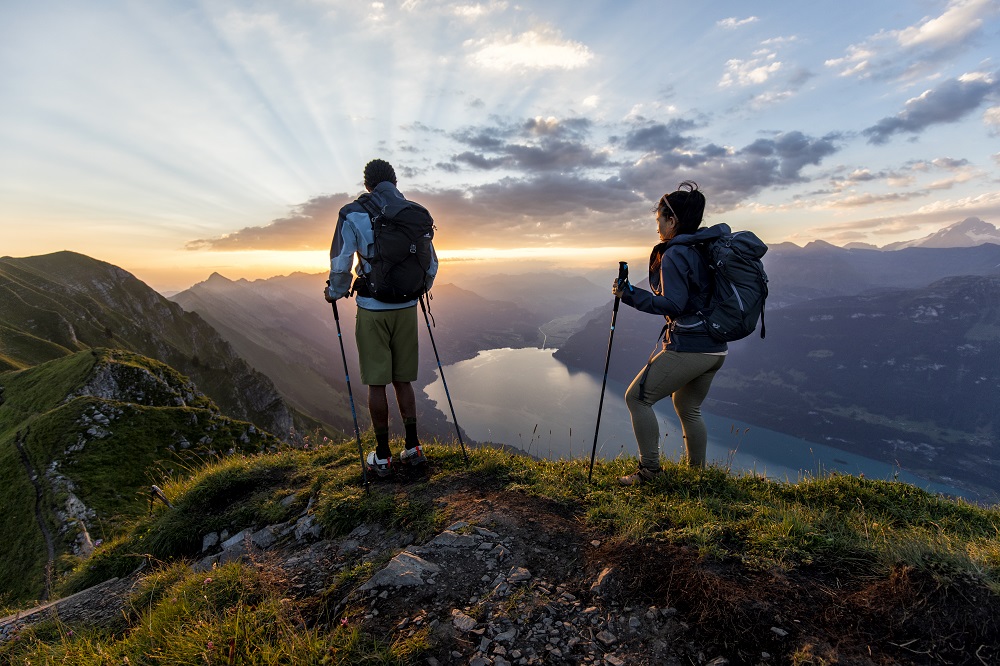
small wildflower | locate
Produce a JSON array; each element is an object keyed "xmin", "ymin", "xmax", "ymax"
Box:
[
  {"xmin": 207, "ymin": 641, "xmax": 214, "ymax": 650},
  {"xmin": 66, "ymin": 630, "xmax": 74, "ymax": 637},
  {"xmin": 341, "ymin": 617, "xmax": 349, "ymax": 627},
  {"xmin": 203, "ymin": 577, "xmax": 213, "ymax": 585}
]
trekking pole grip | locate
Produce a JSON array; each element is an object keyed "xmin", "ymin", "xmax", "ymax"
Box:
[{"xmin": 614, "ymin": 261, "xmax": 628, "ymax": 312}]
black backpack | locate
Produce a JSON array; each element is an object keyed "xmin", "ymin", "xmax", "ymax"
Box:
[
  {"xmin": 675, "ymin": 226, "xmax": 769, "ymax": 342},
  {"xmin": 354, "ymin": 194, "xmax": 435, "ymax": 303}
]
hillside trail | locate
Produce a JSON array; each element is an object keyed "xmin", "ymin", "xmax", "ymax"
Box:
[{"xmin": 14, "ymin": 428, "xmax": 55, "ymax": 602}]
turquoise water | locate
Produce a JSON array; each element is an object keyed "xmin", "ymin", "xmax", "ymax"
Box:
[{"xmin": 422, "ymin": 347, "xmax": 974, "ymax": 499}]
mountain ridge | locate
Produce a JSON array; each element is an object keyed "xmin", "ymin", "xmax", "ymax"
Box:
[{"xmin": 0, "ymin": 252, "xmax": 294, "ymax": 437}]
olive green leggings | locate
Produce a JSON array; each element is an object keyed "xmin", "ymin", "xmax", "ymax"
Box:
[{"xmin": 625, "ymin": 350, "xmax": 725, "ymax": 468}]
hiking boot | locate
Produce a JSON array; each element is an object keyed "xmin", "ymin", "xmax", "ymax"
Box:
[
  {"xmin": 618, "ymin": 465, "xmax": 662, "ymax": 486},
  {"xmin": 366, "ymin": 451, "xmax": 393, "ymax": 478},
  {"xmin": 399, "ymin": 444, "xmax": 427, "ymax": 467}
]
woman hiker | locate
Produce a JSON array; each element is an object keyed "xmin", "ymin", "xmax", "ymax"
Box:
[{"xmin": 612, "ymin": 181, "xmax": 727, "ymax": 485}]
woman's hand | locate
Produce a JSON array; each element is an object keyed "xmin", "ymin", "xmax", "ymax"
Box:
[{"xmin": 611, "ymin": 277, "xmax": 630, "ymax": 298}]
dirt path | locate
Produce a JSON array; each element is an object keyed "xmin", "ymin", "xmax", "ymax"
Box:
[{"xmin": 14, "ymin": 429, "xmax": 55, "ymax": 602}]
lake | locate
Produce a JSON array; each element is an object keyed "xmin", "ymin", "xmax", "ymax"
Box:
[{"xmin": 423, "ymin": 347, "xmax": 973, "ymax": 499}]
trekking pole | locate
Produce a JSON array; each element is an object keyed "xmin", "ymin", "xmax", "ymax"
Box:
[
  {"xmin": 419, "ymin": 294, "xmax": 469, "ymax": 466},
  {"xmin": 588, "ymin": 261, "xmax": 628, "ymax": 482},
  {"xmin": 330, "ymin": 298, "xmax": 369, "ymax": 492}
]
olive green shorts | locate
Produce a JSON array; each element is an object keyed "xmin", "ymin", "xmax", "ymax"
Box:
[{"xmin": 355, "ymin": 305, "xmax": 419, "ymax": 385}]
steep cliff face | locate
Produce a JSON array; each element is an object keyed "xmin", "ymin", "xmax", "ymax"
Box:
[{"xmin": 0, "ymin": 252, "xmax": 292, "ymax": 436}]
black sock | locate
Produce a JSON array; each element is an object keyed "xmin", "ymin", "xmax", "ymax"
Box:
[
  {"xmin": 404, "ymin": 418, "xmax": 419, "ymax": 450},
  {"xmin": 375, "ymin": 429, "xmax": 391, "ymax": 459}
]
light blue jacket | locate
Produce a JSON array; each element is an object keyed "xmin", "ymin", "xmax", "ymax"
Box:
[{"xmin": 328, "ymin": 182, "xmax": 438, "ymax": 311}]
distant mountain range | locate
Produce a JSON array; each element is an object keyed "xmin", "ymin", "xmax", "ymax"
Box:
[
  {"xmin": 0, "ymin": 252, "xmax": 294, "ymax": 437},
  {"xmin": 764, "ymin": 237, "xmax": 1000, "ymax": 308},
  {"xmin": 845, "ymin": 217, "xmax": 1000, "ymax": 250}
]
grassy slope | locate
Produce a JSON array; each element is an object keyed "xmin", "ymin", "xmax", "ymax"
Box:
[
  {"xmin": 3, "ymin": 434, "xmax": 996, "ymax": 663},
  {"xmin": 0, "ymin": 350, "xmax": 281, "ymax": 606},
  {"xmin": 0, "ymin": 352, "xmax": 97, "ymax": 605}
]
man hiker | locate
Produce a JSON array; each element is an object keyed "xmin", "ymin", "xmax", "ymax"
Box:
[{"xmin": 324, "ymin": 159, "xmax": 438, "ymax": 477}]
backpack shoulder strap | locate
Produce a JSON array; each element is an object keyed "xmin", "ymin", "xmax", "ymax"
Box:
[{"xmin": 356, "ymin": 193, "xmax": 381, "ymax": 221}]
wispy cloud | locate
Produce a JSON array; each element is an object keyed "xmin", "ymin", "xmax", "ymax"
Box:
[
  {"xmin": 719, "ymin": 49, "xmax": 782, "ymax": 88},
  {"xmin": 863, "ymin": 70, "xmax": 1000, "ymax": 144},
  {"xmin": 451, "ymin": 1, "xmax": 508, "ymax": 19},
  {"xmin": 984, "ymin": 106, "xmax": 1000, "ymax": 134},
  {"xmin": 826, "ymin": 0, "xmax": 1000, "ymax": 80},
  {"xmin": 717, "ymin": 16, "xmax": 758, "ymax": 29},
  {"xmin": 465, "ymin": 28, "xmax": 593, "ymax": 71}
]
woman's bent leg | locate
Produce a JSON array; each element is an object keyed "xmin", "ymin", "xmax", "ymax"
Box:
[
  {"xmin": 672, "ymin": 356, "xmax": 725, "ymax": 467},
  {"xmin": 625, "ymin": 351, "xmax": 722, "ymax": 469},
  {"xmin": 625, "ymin": 369, "xmax": 662, "ymax": 470}
]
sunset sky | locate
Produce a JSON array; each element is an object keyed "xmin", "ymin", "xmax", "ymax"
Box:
[{"xmin": 2, "ymin": 0, "xmax": 999, "ymax": 292}]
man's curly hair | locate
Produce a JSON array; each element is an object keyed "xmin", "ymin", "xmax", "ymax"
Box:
[{"xmin": 364, "ymin": 159, "xmax": 397, "ymax": 190}]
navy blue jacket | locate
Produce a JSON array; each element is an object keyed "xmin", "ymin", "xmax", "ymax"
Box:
[{"xmin": 620, "ymin": 224, "xmax": 729, "ymax": 353}]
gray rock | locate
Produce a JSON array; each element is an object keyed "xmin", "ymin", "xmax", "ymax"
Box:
[
  {"xmin": 218, "ymin": 541, "xmax": 246, "ymax": 565},
  {"xmin": 221, "ymin": 529, "xmax": 249, "ymax": 550},
  {"xmin": 251, "ymin": 526, "xmax": 277, "ymax": 550},
  {"xmin": 349, "ymin": 524, "xmax": 372, "ymax": 538},
  {"xmin": 451, "ymin": 609, "xmax": 478, "ymax": 632},
  {"xmin": 295, "ymin": 515, "xmax": 322, "ymax": 541},
  {"xmin": 771, "ymin": 627, "xmax": 788, "ymax": 637},
  {"xmin": 596, "ymin": 630, "xmax": 617, "ymax": 647},
  {"xmin": 495, "ymin": 629, "xmax": 517, "ymax": 643},
  {"xmin": 431, "ymin": 530, "xmax": 480, "ymax": 549},
  {"xmin": 507, "ymin": 567, "xmax": 531, "ymax": 583},
  {"xmin": 339, "ymin": 539, "xmax": 361, "ymax": 554},
  {"xmin": 590, "ymin": 566, "xmax": 615, "ymax": 594},
  {"xmin": 359, "ymin": 552, "xmax": 441, "ymax": 590},
  {"xmin": 201, "ymin": 532, "xmax": 219, "ymax": 552}
]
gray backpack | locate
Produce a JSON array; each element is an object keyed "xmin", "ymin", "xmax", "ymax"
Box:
[{"xmin": 676, "ymin": 224, "xmax": 768, "ymax": 342}]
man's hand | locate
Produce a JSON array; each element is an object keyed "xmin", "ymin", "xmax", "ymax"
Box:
[{"xmin": 324, "ymin": 280, "xmax": 343, "ymax": 303}]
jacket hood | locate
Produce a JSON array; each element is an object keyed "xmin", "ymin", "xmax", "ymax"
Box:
[
  {"xmin": 668, "ymin": 223, "xmax": 731, "ymax": 247},
  {"xmin": 371, "ymin": 181, "xmax": 404, "ymax": 200}
]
